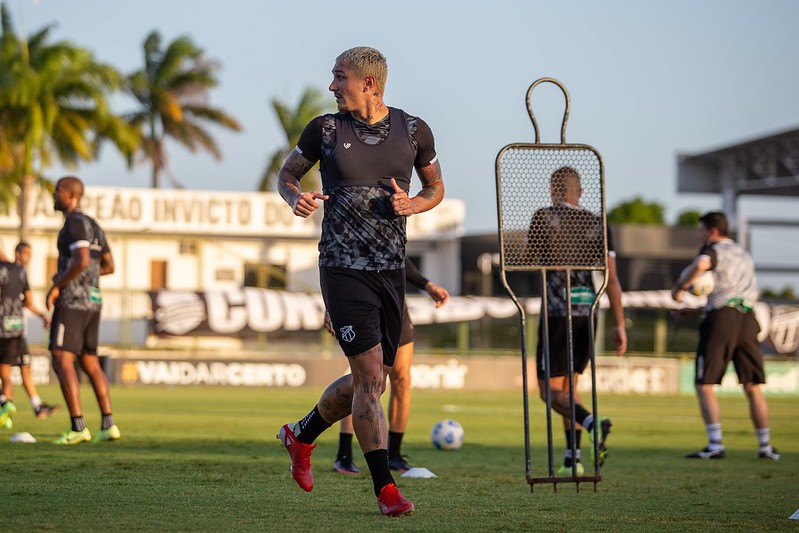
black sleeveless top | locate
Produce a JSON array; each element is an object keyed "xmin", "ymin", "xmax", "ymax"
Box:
[{"xmin": 316, "ymin": 108, "xmax": 417, "ymax": 270}]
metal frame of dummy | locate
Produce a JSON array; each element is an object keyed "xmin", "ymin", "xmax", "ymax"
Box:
[{"xmin": 494, "ymin": 77, "xmax": 609, "ymax": 492}]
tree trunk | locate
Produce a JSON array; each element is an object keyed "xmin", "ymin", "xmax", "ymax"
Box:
[{"xmin": 19, "ymin": 173, "xmax": 34, "ymax": 242}]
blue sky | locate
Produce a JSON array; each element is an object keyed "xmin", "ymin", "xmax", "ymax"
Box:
[{"xmin": 11, "ymin": 0, "xmax": 799, "ymax": 287}]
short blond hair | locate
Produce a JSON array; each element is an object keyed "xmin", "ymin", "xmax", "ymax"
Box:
[{"xmin": 336, "ymin": 46, "xmax": 388, "ymax": 93}]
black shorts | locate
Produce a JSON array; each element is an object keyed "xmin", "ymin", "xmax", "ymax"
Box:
[
  {"xmin": 49, "ymin": 307, "xmax": 101, "ymax": 356},
  {"xmin": 536, "ymin": 316, "xmax": 595, "ymax": 378},
  {"xmin": 696, "ymin": 307, "xmax": 765, "ymax": 385},
  {"xmin": 399, "ymin": 305, "xmax": 414, "ymax": 347},
  {"xmin": 320, "ymin": 266, "xmax": 405, "ymax": 366},
  {"xmin": 0, "ymin": 337, "xmax": 24, "ymax": 366}
]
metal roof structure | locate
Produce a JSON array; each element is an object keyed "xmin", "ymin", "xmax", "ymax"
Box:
[{"xmin": 677, "ymin": 126, "xmax": 799, "ymax": 222}]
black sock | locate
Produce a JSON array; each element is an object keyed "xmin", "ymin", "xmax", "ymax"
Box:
[
  {"xmin": 296, "ymin": 406, "xmax": 331, "ymax": 445},
  {"xmin": 101, "ymin": 413, "xmax": 114, "ymax": 430},
  {"xmin": 388, "ymin": 431, "xmax": 404, "ymax": 459},
  {"xmin": 337, "ymin": 432, "xmax": 354, "ymax": 461},
  {"xmin": 71, "ymin": 416, "xmax": 86, "ymax": 432},
  {"xmin": 564, "ymin": 429, "xmax": 583, "ymax": 466},
  {"xmin": 575, "ymin": 405, "xmax": 591, "ymax": 428},
  {"xmin": 364, "ymin": 449, "xmax": 395, "ymax": 496}
]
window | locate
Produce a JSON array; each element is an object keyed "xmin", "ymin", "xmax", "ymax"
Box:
[
  {"xmin": 215, "ymin": 269, "xmax": 236, "ymax": 282},
  {"xmin": 244, "ymin": 263, "xmax": 286, "ymax": 289},
  {"xmin": 179, "ymin": 239, "xmax": 197, "ymax": 255}
]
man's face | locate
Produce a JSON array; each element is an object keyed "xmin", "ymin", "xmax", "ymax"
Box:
[
  {"xmin": 698, "ymin": 224, "xmax": 713, "ymax": 244},
  {"xmin": 53, "ymin": 182, "xmax": 69, "ymax": 212},
  {"xmin": 16, "ymin": 247, "xmax": 31, "ymax": 266},
  {"xmin": 328, "ymin": 60, "xmax": 365, "ymax": 113},
  {"xmin": 550, "ymin": 175, "xmax": 581, "ymax": 205}
]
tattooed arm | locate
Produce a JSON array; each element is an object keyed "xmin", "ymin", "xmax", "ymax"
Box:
[
  {"xmin": 277, "ymin": 150, "xmax": 329, "ymax": 218},
  {"xmin": 408, "ymin": 160, "xmax": 445, "ymax": 215}
]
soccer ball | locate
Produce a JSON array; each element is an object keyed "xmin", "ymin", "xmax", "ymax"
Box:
[
  {"xmin": 431, "ymin": 419, "xmax": 464, "ymax": 451},
  {"xmin": 681, "ymin": 267, "xmax": 715, "ymax": 296}
]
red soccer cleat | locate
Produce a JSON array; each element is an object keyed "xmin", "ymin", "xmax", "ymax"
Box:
[
  {"xmin": 277, "ymin": 424, "xmax": 316, "ymax": 492},
  {"xmin": 377, "ymin": 483, "xmax": 415, "ymax": 517}
]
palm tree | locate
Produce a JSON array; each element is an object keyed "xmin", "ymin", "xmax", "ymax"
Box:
[
  {"xmin": 259, "ymin": 87, "xmax": 333, "ymax": 192},
  {"xmin": 0, "ymin": 2, "xmax": 136, "ymax": 238},
  {"xmin": 125, "ymin": 31, "xmax": 241, "ymax": 189}
]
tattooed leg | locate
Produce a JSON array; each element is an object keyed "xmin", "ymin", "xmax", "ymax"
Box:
[
  {"xmin": 348, "ymin": 344, "xmax": 389, "ymax": 453},
  {"xmin": 317, "ymin": 374, "xmax": 354, "ymax": 423}
]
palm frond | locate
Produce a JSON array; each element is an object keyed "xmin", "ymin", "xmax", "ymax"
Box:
[
  {"xmin": 122, "ymin": 31, "xmax": 240, "ymax": 187},
  {"xmin": 182, "ymin": 104, "xmax": 241, "ymax": 131}
]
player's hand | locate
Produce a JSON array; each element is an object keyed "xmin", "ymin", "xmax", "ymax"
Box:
[
  {"xmin": 671, "ymin": 286, "xmax": 684, "ymax": 303},
  {"xmin": 390, "ymin": 178, "xmax": 413, "ymax": 216},
  {"xmin": 425, "ymin": 282, "xmax": 450, "ymax": 308},
  {"xmin": 291, "ymin": 191, "xmax": 329, "ymax": 218},
  {"xmin": 45, "ymin": 285, "xmax": 59, "ymax": 311},
  {"xmin": 322, "ymin": 310, "xmax": 335, "ymax": 336},
  {"xmin": 613, "ymin": 326, "xmax": 627, "ymax": 356},
  {"xmin": 40, "ymin": 313, "xmax": 51, "ymax": 329}
]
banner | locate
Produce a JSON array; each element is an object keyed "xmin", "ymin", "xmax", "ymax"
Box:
[{"xmin": 149, "ymin": 288, "xmax": 799, "ymax": 354}]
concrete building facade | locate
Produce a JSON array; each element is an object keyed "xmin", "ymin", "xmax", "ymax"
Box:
[{"xmin": 0, "ymin": 185, "xmax": 464, "ymax": 347}]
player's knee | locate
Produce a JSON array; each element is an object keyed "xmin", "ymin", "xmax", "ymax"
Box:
[{"xmin": 390, "ymin": 371, "xmax": 409, "ymax": 393}]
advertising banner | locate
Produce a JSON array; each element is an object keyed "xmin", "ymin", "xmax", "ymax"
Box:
[{"xmin": 149, "ymin": 289, "xmax": 799, "ymax": 355}]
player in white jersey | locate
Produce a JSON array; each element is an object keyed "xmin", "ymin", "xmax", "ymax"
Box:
[{"xmin": 672, "ymin": 211, "xmax": 779, "ymax": 460}]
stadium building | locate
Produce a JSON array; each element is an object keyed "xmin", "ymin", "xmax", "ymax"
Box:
[
  {"xmin": 0, "ymin": 184, "xmax": 464, "ymax": 349},
  {"xmin": 3, "ymin": 180, "xmax": 797, "ymax": 395}
]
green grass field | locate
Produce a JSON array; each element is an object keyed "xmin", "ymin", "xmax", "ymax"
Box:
[{"xmin": 2, "ymin": 384, "xmax": 797, "ymax": 531}]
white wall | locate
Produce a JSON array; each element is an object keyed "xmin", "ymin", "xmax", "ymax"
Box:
[{"xmin": 0, "ymin": 186, "xmax": 465, "ymax": 347}]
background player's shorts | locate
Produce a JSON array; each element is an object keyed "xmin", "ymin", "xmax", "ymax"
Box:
[
  {"xmin": 0, "ymin": 337, "xmax": 24, "ymax": 365},
  {"xmin": 536, "ymin": 316, "xmax": 595, "ymax": 379},
  {"xmin": 320, "ymin": 266, "xmax": 404, "ymax": 366},
  {"xmin": 398, "ymin": 305, "xmax": 414, "ymax": 347},
  {"xmin": 696, "ymin": 307, "xmax": 765, "ymax": 385},
  {"xmin": 49, "ymin": 307, "xmax": 101, "ymax": 356},
  {"xmin": 17, "ymin": 338, "xmax": 31, "ymax": 366}
]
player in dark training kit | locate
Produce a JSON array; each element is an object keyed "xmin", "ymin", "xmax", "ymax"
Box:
[
  {"xmin": 672, "ymin": 211, "xmax": 780, "ymax": 461},
  {"xmin": 528, "ymin": 166, "xmax": 627, "ymax": 475},
  {"xmin": 0, "ymin": 242, "xmax": 58, "ymax": 430},
  {"xmin": 46, "ymin": 176, "xmax": 120, "ymax": 445},
  {"xmin": 0, "ymin": 256, "xmax": 54, "ymax": 428},
  {"xmin": 276, "ymin": 47, "xmax": 444, "ymax": 516}
]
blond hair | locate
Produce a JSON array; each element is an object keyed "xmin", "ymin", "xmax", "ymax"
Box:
[{"xmin": 336, "ymin": 46, "xmax": 388, "ymax": 93}]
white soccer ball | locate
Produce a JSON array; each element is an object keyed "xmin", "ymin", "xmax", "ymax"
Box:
[
  {"xmin": 431, "ymin": 419, "xmax": 464, "ymax": 451},
  {"xmin": 682, "ymin": 267, "xmax": 715, "ymax": 296}
]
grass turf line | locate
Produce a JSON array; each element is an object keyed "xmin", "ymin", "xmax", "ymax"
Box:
[{"xmin": 1, "ymin": 385, "xmax": 797, "ymax": 531}]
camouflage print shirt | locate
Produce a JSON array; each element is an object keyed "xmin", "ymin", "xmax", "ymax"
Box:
[
  {"xmin": 0, "ymin": 261, "xmax": 28, "ymax": 338},
  {"xmin": 527, "ymin": 202, "xmax": 614, "ymax": 317},
  {"xmin": 296, "ymin": 108, "xmax": 437, "ymax": 271},
  {"xmin": 55, "ymin": 210, "xmax": 110, "ymax": 312}
]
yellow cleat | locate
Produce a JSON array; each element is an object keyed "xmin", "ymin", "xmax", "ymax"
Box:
[
  {"xmin": 92, "ymin": 424, "xmax": 121, "ymax": 442},
  {"xmin": 0, "ymin": 400, "xmax": 17, "ymax": 427},
  {"xmin": 53, "ymin": 428, "xmax": 92, "ymax": 445}
]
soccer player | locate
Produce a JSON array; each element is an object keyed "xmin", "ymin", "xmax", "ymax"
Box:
[
  {"xmin": 332, "ymin": 258, "xmax": 450, "ymax": 474},
  {"xmin": 0, "ymin": 252, "xmax": 54, "ymax": 428},
  {"xmin": 46, "ymin": 176, "xmax": 120, "ymax": 445},
  {"xmin": 527, "ymin": 166, "xmax": 627, "ymax": 476},
  {"xmin": 672, "ymin": 211, "xmax": 780, "ymax": 460},
  {"xmin": 0, "ymin": 242, "xmax": 60, "ymax": 429},
  {"xmin": 276, "ymin": 46, "xmax": 444, "ymax": 516}
]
